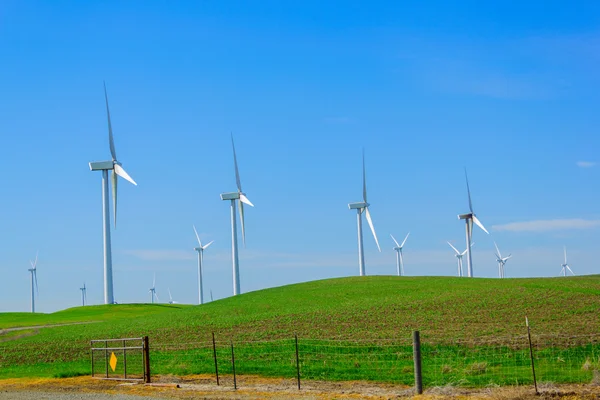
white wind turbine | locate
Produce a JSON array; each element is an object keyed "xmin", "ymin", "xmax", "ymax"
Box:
[
  {"xmin": 220, "ymin": 135, "xmax": 254, "ymax": 296},
  {"xmin": 560, "ymin": 247, "xmax": 575, "ymax": 276},
  {"xmin": 149, "ymin": 274, "xmax": 158, "ymax": 303},
  {"xmin": 390, "ymin": 233, "xmax": 410, "ymax": 276},
  {"xmin": 167, "ymin": 288, "xmax": 178, "ymax": 304},
  {"xmin": 348, "ymin": 150, "xmax": 381, "ymax": 276},
  {"xmin": 457, "ymin": 169, "xmax": 489, "ymax": 277},
  {"xmin": 447, "ymin": 242, "xmax": 472, "ymax": 277},
  {"xmin": 89, "ymin": 82, "xmax": 138, "ymax": 305},
  {"xmin": 80, "ymin": 283, "xmax": 87, "ymax": 306},
  {"xmin": 27, "ymin": 252, "xmax": 39, "ymax": 313},
  {"xmin": 193, "ymin": 225, "xmax": 214, "ymax": 305},
  {"xmin": 494, "ymin": 242, "xmax": 512, "ymax": 278}
]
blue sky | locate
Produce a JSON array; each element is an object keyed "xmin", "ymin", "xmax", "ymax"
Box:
[{"xmin": 1, "ymin": 1, "xmax": 599, "ymax": 312}]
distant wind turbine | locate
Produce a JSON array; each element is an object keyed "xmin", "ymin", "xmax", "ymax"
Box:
[
  {"xmin": 390, "ymin": 233, "xmax": 410, "ymax": 276},
  {"xmin": 80, "ymin": 283, "xmax": 87, "ymax": 306},
  {"xmin": 193, "ymin": 225, "xmax": 214, "ymax": 305},
  {"xmin": 167, "ymin": 288, "xmax": 178, "ymax": 304},
  {"xmin": 494, "ymin": 242, "xmax": 512, "ymax": 278},
  {"xmin": 27, "ymin": 252, "xmax": 39, "ymax": 313},
  {"xmin": 220, "ymin": 135, "xmax": 254, "ymax": 296},
  {"xmin": 447, "ymin": 242, "xmax": 473, "ymax": 277},
  {"xmin": 89, "ymin": 82, "xmax": 138, "ymax": 305},
  {"xmin": 348, "ymin": 149, "xmax": 381, "ymax": 276},
  {"xmin": 560, "ymin": 247, "xmax": 575, "ymax": 276},
  {"xmin": 457, "ymin": 169, "xmax": 489, "ymax": 277},
  {"xmin": 149, "ymin": 274, "xmax": 159, "ymax": 303}
]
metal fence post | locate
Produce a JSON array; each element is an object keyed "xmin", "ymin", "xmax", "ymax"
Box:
[
  {"xmin": 123, "ymin": 339, "xmax": 127, "ymax": 379},
  {"xmin": 295, "ymin": 334, "xmax": 301, "ymax": 390},
  {"xmin": 526, "ymin": 317, "xmax": 538, "ymax": 395},
  {"xmin": 105, "ymin": 340, "xmax": 109, "ymax": 378},
  {"xmin": 143, "ymin": 336, "xmax": 151, "ymax": 383},
  {"xmin": 231, "ymin": 341, "xmax": 237, "ymax": 390},
  {"xmin": 413, "ymin": 331, "xmax": 423, "ymax": 395},
  {"xmin": 90, "ymin": 341, "xmax": 94, "ymax": 378},
  {"xmin": 212, "ymin": 332, "xmax": 220, "ymax": 386}
]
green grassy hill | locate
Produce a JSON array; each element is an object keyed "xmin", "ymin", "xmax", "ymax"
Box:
[{"xmin": 0, "ymin": 276, "xmax": 599, "ymax": 380}]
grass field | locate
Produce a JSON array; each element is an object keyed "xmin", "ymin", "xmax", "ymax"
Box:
[{"xmin": 1, "ymin": 275, "xmax": 599, "ymax": 385}]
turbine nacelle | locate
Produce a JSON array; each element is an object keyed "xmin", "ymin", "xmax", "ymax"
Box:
[
  {"xmin": 89, "ymin": 160, "xmax": 115, "ymax": 171},
  {"xmin": 220, "ymin": 192, "xmax": 242, "ymax": 201},
  {"xmin": 348, "ymin": 202, "xmax": 369, "ymax": 210},
  {"xmin": 458, "ymin": 213, "xmax": 473, "ymax": 220}
]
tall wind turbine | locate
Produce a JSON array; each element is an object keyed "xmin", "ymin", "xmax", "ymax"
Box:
[
  {"xmin": 80, "ymin": 283, "xmax": 87, "ymax": 306},
  {"xmin": 149, "ymin": 274, "xmax": 158, "ymax": 303},
  {"xmin": 220, "ymin": 135, "xmax": 254, "ymax": 296},
  {"xmin": 89, "ymin": 82, "xmax": 138, "ymax": 305},
  {"xmin": 494, "ymin": 242, "xmax": 512, "ymax": 278},
  {"xmin": 348, "ymin": 150, "xmax": 381, "ymax": 276},
  {"xmin": 193, "ymin": 225, "xmax": 214, "ymax": 305},
  {"xmin": 390, "ymin": 233, "xmax": 410, "ymax": 276},
  {"xmin": 27, "ymin": 252, "xmax": 39, "ymax": 313},
  {"xmin": 447, "ymin": 242, "xmax": 472, "ymax": 277},
  {"xmin": 560, "ymin": 247, "xmax": 575, "ymax": 276},
  {"xmin": 457, "ymin": 169, "xmax": 489, "ymax": 277}
]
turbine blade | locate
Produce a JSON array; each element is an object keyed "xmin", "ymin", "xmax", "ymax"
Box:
[
  {"xmin": 504, "ymin": 255, "xmax": 512, "ymax": 261},
  {"xmin": 464, "ymin": 168, "xmax": 473, "ymax": 214},
  {"xmin": 390, "ymin": 234, "xmax": 400, "ymax": 247},
  {"xmin": 566, "ymin": 266, "xmax": 575, "ymax": 275},
  {"xmin": 193, "ymin": 225, "xmax": 202, "ymax": 246},
  {"xmin": 33, "ymin": 251, "xmax": 38, "ymax": 268},
  {"xmin": 203, "ymin": 240, "xmax": 214, "ymax": 250},
  {"xmin": 494, "ymin": 241, "xmax": 502, "ymax": 259},
  {"xmin": 155, "ymin": 292, "xmax": 159, "ymax": 302},
  {"xmin": 168, "ymin": 288, "xmax": 173, "ymax": 302},
  {"xmin": 564, "ymin": 246, "xmax": 567, "ymax": 264},
  {"xmin": 447, "ymin": 241, "xmax": 461, "ymax": 255},
  {"xmin": 472, "ymin": 215, "xmax": 489, "ymax": 234},
  {"xmin": 104, "ymin": 82, "xmax": 117, "ymax": 161},
  {"xmin": 111, "ymin": 170, "xmax": 118, "ymax": 228},
  {"xmin": 239, "ymin": 200, "xmax": 246, "ymax": 247},
  {"xmin": 239, "ymin": 194, "xmax": 254, "ymax": 207},
  {"xmin": 231, "ymin": 134, "xmax": 242, "ymax": 192},
  {"xmin": 364, "ymin": 207, "xmax": 381, "ymax": 252},
  {"xmin": 153, "ymin": 273, "xmax": 156, "ymax": 289},
  {"xmin": 362, "ymin": 148, "xmax": 367, "ymax": 203},
  {"xmin": 114, "ymin": 164, "xmax": 137, "ymax": 186},
  {"xmin": 400, "ymin": 232, "xmax": 410, "ymax": 248}
]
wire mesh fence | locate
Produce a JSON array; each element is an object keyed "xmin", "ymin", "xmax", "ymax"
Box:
[{"xmin": 146, "ymin": 332, "xmax": 600, "ymax": 389}]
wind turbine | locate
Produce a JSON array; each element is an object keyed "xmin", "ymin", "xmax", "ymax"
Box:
[
  {"xmin": 167, "ymin": 288, "xmax": 178, "ymax": 304},
  {"xmin": 390, "ymin": 233, "xmax": 410, "ymax": 276},
  {"xmin": 457, "ymin": 169, "xmax": 489, "ymax": 277},
  {"xmin": 89, "ymin": 82, "xmax": 138, "ymax": 305},
  {"xmin": 220, "ymin": 135, "xmax": 254, "ymax": 296},
  {"xmin": 560, "ymin": 247, "xmax": 575, "ymax": 276},
  {"xmin": 27, "ymin": 252, "xmax": 39, "ymax": 313},
  {"xmin": 494, "ymin": 242, "xmax": 512, "ymax": 278},
  {"xmin": 80, "ymin": 283, "xmax": 87, "ymax": 306},
  {"xmin": 348, "ymin": 150, "xmax": 381, "ymax": 276},
  {"xmin": 447, "ymin": 242, "xmax": 472, "ymax": 277},
  {"xmin": 149, "ymin": 274, "xmax": 158, "ymax": 303},
  {"xmin": 193, "ymin": 225, "xmax": 214, "ymax": 305}
]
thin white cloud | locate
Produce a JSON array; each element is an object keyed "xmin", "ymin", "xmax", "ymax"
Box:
[
  {"xmin": 577, "ymin": 161, "xmax": 596, "ymax": 168},
  {"xmin": 123, "ymin": 249, "xmax": 194, "ymax": 261},
  {"xmin": 493, "ymin": 218, "xmax": 600, "ymax": 232}
]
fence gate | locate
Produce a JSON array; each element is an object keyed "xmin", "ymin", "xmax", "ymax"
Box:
[{"xmin": 91, "ymin": 336, "xmax": 150, "ymax": 383}]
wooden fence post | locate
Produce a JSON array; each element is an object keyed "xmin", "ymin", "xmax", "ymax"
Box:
[{"xmin": 413, "ymin": 331, "xmax": 423, "ymax": 394}]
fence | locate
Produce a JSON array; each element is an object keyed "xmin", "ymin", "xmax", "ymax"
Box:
[
  {"xmin": 90, "ymin": 337, "xmax": 150, "ymax": 383},
  {"xmin": 149, "ymin": 332, "xmax": 600, "ymax": 390}
]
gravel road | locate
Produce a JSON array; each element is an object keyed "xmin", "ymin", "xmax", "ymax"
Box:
[{"xmin": 0, "ymin": 392, "xmax": 170, "ymax": 400}]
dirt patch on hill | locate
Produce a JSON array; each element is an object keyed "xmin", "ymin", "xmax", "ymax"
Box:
[{"xmin": 0, "ymin": 375, "xmax": 599, "ymax": 399}]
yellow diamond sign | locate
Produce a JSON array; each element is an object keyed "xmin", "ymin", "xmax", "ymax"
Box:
[{"xmin": 109, "ymin": 352, "xmax": 118, "ymax": 372}]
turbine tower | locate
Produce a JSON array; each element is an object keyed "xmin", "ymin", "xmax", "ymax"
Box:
[
  {"xmin": 80, "ymin": 283, "xmax": 87, "ymax": 306},
  {"xmin": 457, "ymin": 169, "xmax": 489, "ymax": 277},
  {"xmin": 560, "ymin": 247, "xmax": 575, "ymax": 276},
  {"xmin": 447, "ymin": 242, "xmax": 471, "ymax": 277},
  {"xmin": 27, "ymin": 252, "xmax": 39, "ymax": 313},
  {"xmin": 494, "ymin": 242, "xmax": 512, "ymax": 278},
  {"xmin": 348, "ymin": 150, "xmax": 381, "ymax": 276},
  {"xmin": 193, "ymin": 225, "xmax": 214, "ymax": 304},
  {"xmin": 390, "ymin": 233, "xmax": 410, "ymax": 276},
  {"xmin": 220, "ymin": 135, "xmax": 254, "ymax": 296},
  {"xmin": 89, "ymin": 82, "xmax": 138, "ymax": 305}
]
